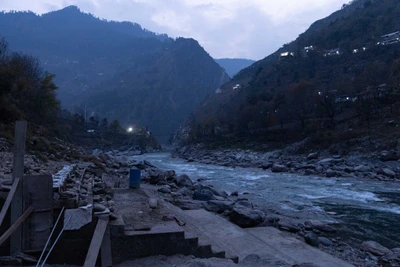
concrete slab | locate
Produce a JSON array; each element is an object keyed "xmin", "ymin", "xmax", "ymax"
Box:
[
  {"xmin": 113, "ymin": 188, "xmax": 165, "ymax": 231},
  {"xmin": 246, "ymin": 227, "xmax": 354, "ymax": 267},
  {"xmin": 64, "ymin": 206, "xmax": 93, "ymax": 231},
  {"xmin": 182, "ymin": 209, "xmax": 354, "ymax": 267},
  {"xmin": 183, "ymin": 209, "xmax": 294, "ymax": 265}
]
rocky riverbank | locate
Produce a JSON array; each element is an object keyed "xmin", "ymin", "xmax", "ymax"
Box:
[
  {"xmin": 173, "ymin": 145, "xmax": 400, "ymax": 182},
  {"xmin": 99, "ymin": 151, "xmax": 398, "ymax": 267},
  {"xmin": 2, "ymin": 146, "xmax": 399, "ymax": 266}
]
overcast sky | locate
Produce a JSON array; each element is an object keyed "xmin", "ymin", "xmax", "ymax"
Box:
[{"xmin": 2, "ymin": 0, "xmax": 349, "ymax": 60}]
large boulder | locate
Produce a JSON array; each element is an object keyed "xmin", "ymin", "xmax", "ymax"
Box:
[
  {"xmin": 271, "ymin": 164, "xmax": 288, "ymax": 173},
  {"xmin": 307, "ymin": 153, "xmax": 319, "ymax": 160},
  {"xmin": 229, "ymin": 205, "xmax": 265, "ymax": 228},
  {"xmin": 174, "ymin": 174, "xmax": 193, "ymax": 187},
  {"xmin": 318, "ymin": 237, "xmax": 333, "ymax": 246},
  {"xmin": 381, "ymin": 168, "xmax": 396, "ymax": 178},
  {"xmin": 278, "ymin": 220, "xmax": 301, "ymax": 233},
  {"xmin": 354, "ymin": 165, "xmax": 372, "ymax": 172},
  {"xmin": 361, "ymin": 241, "xmax": 392, "ymax": 256},
  {"xmin": 193, "ymin": 189, "xmax": 216, "ymax": 201},
  {"xmin": 304, "ymin": 232, "xmax": 319, "ymax": 247},
  {"xmin": 204, "ymin": 200, "xmax": 234, "ymax": 213}
]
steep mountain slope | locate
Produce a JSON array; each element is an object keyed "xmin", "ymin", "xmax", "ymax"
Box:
[
  {"xmin": 0, "ymin": 6, "xmax": 229, "ymax": 142},
  {"xmin": 215, "ymin": 58, "xmax": 255, "ymax": 77},
  {"xmin": 178, "ymin": 0, "xmax": 400, "ymax": 147}
]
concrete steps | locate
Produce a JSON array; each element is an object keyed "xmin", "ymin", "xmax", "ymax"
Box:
[
  {"xmin": 111, "ymin": 187, "xmax": 353, "ymax": 267},
  {"xmin": 110, "ymin": 188, "xmax": 232, "ymax": 264},
  {"xmin": 177, "ymin": 209, "xmax": 354, "ymax": 267},
  {"xmin": 161, "ymin": 200, "xmax": 238, "ymax": 263}
]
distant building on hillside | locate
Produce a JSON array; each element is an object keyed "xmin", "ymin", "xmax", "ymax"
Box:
[
  {"xmin": 352, "ymin": 47, "xmax": 367, "ymax": 54},
  {"xmin": 302, "ymin": 45, "xmax": 315, "ymax": 57},
  {"xmin": 324, "ymin": 48, "xmax": 341, "ymax": 57},
  {"xmin": 232, "ymin": 84, "xmax": 241, "ymax": 91},
  {"xmin": 280, "ymin": 51, "xmax": 295, "ymax": 60},
  {"xmin": 378, "ymin": 31, "xmax": 400, "ymax": 45}
]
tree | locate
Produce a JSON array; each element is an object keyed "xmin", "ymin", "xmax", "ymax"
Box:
[
  {"xmin": 101, "ymin": 118, "xmax": 109, "ymax": 129},
  {"xmin": 289, "ymin": 80, "xmax": 316, "ymax": 129},
  {"xmin": 109, "ymin": 120, "xmax": 121, "ymax": 134}
]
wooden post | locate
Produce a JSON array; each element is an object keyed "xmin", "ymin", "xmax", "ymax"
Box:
[
  {"xmin": 10, "ymin": 121, "xmax": 27, "ymax": 255},
  {"xmin": 83, "ymin": 217, "xmax": 109, "ymax": 267}
]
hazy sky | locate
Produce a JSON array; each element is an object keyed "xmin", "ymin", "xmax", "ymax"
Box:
[{"xmin": 2, "ymin": 0, "xmax": 349, "ymax": 60}]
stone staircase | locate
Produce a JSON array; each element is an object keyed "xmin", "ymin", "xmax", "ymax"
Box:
[
  {"xmin": 109, "ymin": 189, "xmax": 234, "ymax": 264},
  {"xmin": 109, "ymin": 187, "xmax": 353, "ymax": 267}
]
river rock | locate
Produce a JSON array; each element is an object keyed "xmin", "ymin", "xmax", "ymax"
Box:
[
  {"xmin": 381, "ymin": 168, "xmax": 396, "ymax": 177},
  {"xmin": 193, "ymin": 189, "xmax": 216, "ymax": 201},
  {"xmin": 146, "ymin": 168, "xmax": 165, "ymax": 184},
  {"xmin": 93, "ymin": 203, "xmax": 107, "ymax": 212},
  {"xmin": 158, "ymin": 186, "xmax": 171, "ymax": 194},
  {"xmin": 174, "ymin": 174, "xmax": 193, "ymax": 187},
  {"xmin": 317, "ymin": 158, "xmax": 333, "ymax": 165},
  {"xmin": 354, "ymin": 165, "xmax": 371, "ymax": 172},
  {"xmin": 204, "ymin": 200, "xmax": 234, "ymax": 213},
  {"xmin": 393, "ymin": 248, "xmax": 400, "ymax": 256},
  {"xmin": 304, "ymin": 232, "xmax": 319, "ymax": 247},
  {"xmin": 229, "ymin": 205, "xmax": 265, "ymax": 228},
  {"xmin": 361, "ymin": 241, "xmax": 392, "ymax": 256},
  {"xmin": 149, "ymin": 198, "xmax": 158, "ymax": 209},
  {"xmin": 177, "ymin": 187, "xmax": 193, "ymax": 197},
  {"xmin": 304, "ymin": 220, "xmax": 336, "ymax": 232},
  {"xmin": 318, "ymin": 237, "xmax": 333, "ymax": 246},
  {"xmin": 235, "ymin": 200, "xmax": 253, "ymax": 208},
  {"xmin": 307, "ymin": 153, "xmax": 319, "ymax": 160},
  {"xmin": 271, "ymin": 164, "xmax": 288, "ymax": 173},
  {"xmin": 278, "ymin": 220, "xmax": 301, "ymax": 233},
  {"xmin": 230, "ymin": 191, "xmax": 239, "ymax": 197},
  {"xmin": 325, "ymin": 169, "xmax": 336, "ymax": 178},
  {"xmin": 380, "ymin": 151, "xmax": 399, "ymax": 162},
  {"xmin": 260, "ymin": 162, "xmax": 273, "ymax": 170}
]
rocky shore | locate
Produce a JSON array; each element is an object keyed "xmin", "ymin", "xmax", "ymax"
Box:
[
  {"xmin": 2, "ymin": 146, "xmax": 399, "ymax": 266},
  {"xmin": 172, "ymin": 145, "xmax": 400, "ymax": 182},
  {"xmin": 100, "ymin": 151, "xmax": 397, "ymax": 267}
]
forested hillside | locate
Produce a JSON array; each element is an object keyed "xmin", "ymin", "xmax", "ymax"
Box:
[
  {"xmin": 0, "ymin": 6, "xmax": 229, "ymax": 142},
  {"xmin": 178, "ymin": 0, "xmax": 400, "ymax": 151}
]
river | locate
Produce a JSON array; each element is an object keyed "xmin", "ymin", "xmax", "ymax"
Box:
[{"xmin": 132, "ymin": 152, "xmax": 400, "ymax": 249}]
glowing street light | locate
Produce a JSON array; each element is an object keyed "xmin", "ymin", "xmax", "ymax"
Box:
[{"xmin": 127, "ymin": 127, "xmax": 133, "ymax": 133}]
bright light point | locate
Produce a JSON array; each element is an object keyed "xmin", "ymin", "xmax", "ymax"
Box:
[{"xmin": 127, "ymin": 127, "xmax": 133, "ymax": 132}]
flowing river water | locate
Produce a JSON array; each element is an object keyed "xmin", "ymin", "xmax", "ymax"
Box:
[{"xmin": 132, "ymin": 153, "xmax": 400, "ymax": 249}]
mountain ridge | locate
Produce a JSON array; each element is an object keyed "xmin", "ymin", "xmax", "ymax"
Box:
[
  {"xmin": 176, "ymin": 0, "xmax": 400, "ymax": 150},
  {"xmin": 0, "ymin": 6, "xmax": 229, "ymax": 143}
]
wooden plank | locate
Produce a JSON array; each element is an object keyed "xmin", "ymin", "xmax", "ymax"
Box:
[
  {"xmin": 0, "ymin": 178, "xmax": 20, "ymax": 227},
  {"xmin": 83, "ymin": 217, "xmax": 109, "ymax": 267},
  {"xmin": 10, "ymin": 121, "xmax": 27, "ymax": 255},
  {"xmin": 0, "ymin": 206, "xmax": 34, "ymax": 247},
  {"xmin": 22, "ymin": 175, "xmax": 53, "ymax": 252},
  {"xmin": 100, "ymin": 225, "xmax": 112, "ymax": 267}
]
